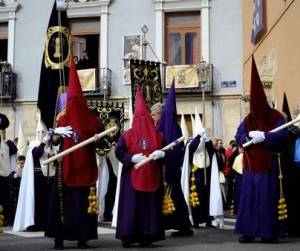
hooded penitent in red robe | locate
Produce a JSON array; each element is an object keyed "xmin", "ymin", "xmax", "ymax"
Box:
[
  {"xmin": 243, "ymin": 57, "xmax": 282, "ymax": 172},
  {"xmin": 58, "ymin": 61, "xmax": 102, "ymax": 187},
  {"xmin": 123, "ymin": 87, "xmax": 163, "ymax": 192}
]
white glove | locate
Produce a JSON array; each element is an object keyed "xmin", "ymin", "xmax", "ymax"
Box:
[
  {"xmin": 249, "ymin": 130, "xmax": 265, "ymax": 144},
  {"xmin": 151, "ymin": 150, "xmax": 165, "ymax": 160},
  {"xmin": 198, "ymin": 127, "xmax": 206, "ymax": 137},
  {"xmin": 54, "ymin": 126, "xmax": 73, "ymax": 138},
  {"xmin": 131, "ymin": 153, "xmax": 146, "ymax": 164},
  {"xmin": 42, "ymin": 132, "xmax": 52, "ymax": 144}
]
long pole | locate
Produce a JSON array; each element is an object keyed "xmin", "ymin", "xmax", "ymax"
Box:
[
  {"xmin": 242, "ymin": 115, "xmax": 300, "ymax": 148},
  {"xmin": 134, "ymin": 136, "xmax": 186, "ymax": 169},
  {"xmin": 202, "ymin": 82, "xmax": 207, "ymax": 186},
  {"xmin": 42, "ymin": 126, "xmax": 117, "ymax": 165}
]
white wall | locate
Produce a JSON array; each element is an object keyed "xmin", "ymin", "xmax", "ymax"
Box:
[
  {"xmin": 210, "ymin": 0, "xmax": 243, "ymax": 95},
  {"xmin": 14, "ymin": 0, "xmax": 54, "ymax": 101},
  {"xmin": 108, "ymin": 0, "xmax": 156, "ymax": 99}
]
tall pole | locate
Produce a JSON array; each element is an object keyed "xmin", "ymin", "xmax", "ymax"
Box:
[
  {"xmin": 141, "ymin": 25, "xmax": 149, "ymax": 61},
  {"xmin": 202, "ymin": 81, "xmax": 207, "ymax": 186}
]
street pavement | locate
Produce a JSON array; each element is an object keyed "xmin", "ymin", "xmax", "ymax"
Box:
[{"xmin": 1, "ymin": 219, "xmax": 300, "ymax": 251}]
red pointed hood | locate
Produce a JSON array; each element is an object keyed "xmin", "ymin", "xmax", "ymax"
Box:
[
  {"xmin": 243, "ymin": 57, "xmax": 282, "ymax": 173},
  {"xmin": 123, "ymin": 87, "xmax": 163, "ymax": 192},
  {"xmin": 58, "ymin": 60, "xmax": 102, "ymax": 187}
]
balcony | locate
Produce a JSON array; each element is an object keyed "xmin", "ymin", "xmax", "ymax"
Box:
[
  {"xmin": 0, "ymin": 62, "xmax": 16, "ymax": 101},
  {"xmin": 78, "ymin": 67, "xmax": 112, "ymax": 98}
]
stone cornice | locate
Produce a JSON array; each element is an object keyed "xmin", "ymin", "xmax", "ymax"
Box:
[
  {"xmin": 67, "ymin": 0, "xmax": 111, "ymax": 18},
  {"xmin": 0, "ymin": 0, "xmax": 20, "ymax": 21},
  {"xmin": 153, "ymin": 0, "xmax": 206, "ymax": 11}
]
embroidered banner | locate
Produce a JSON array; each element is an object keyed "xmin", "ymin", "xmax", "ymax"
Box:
[
  {"xmin": 88, "ymin": 101, "xmax": 124, "ymax": 156},
  {"xmin": 251, "ymin": 0, "xmax": 264, "ymax": 44},
  {"xmin": 130, "ymin": 59, "xmax": 162, "ymax": 110},
  {"xmin": 77, "ymin": 69, "xmax": 96, "ymax": 91},
  {"xmin": 166, "ymin": 65, "xmax": 199, "ymax": 89}
]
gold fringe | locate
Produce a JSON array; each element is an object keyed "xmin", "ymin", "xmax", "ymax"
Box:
[
  {"xmin": 277, "ymin": 153, "xmax": 288, "ymax": 221},
  {"xmin": 88, "ymin": 186, "xmax": 99, "ymax": 215},
  {"xmin": 189, "ymin": 165, "xmax": 200, "ymax": 207},
  {"xmin": 162, "ymin": 182, "xmax": 176, "ymax": 216}
]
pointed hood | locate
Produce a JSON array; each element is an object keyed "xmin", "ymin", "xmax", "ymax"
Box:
[
  {"xmin": 249, "ymin": 56, "xmax": 271, "ymax": 124},
  {"xmin": 282, "ymin": 92, "xmax": 292, "ymax": 122},
  {"xmin": 17, "ymin": 122, "xmax": 28, "ymax": 156},
  {"xmin": 180, "ymin": 113, "xmax": 189, "ymax": 145},
  {"xmin": 123, "ymin": 86, "xmax": 163, "ymax": 192},
  {"xmin": 192, "ymin": 107, "xmax": 209, "ymax": 168},
  {"xmin": 157, "ymin": 81, "xmax": 183, "ymax": 183},
  {"xmin": 191, "ymin": 114, "xmax": 195, "ymax": 138},
  {"xmin": 58, "ymin": 60, "xmax": 102, "ymax": 187},
  {"xmin": 194, "ymin": 106, "xmax": 204, "ymax": 135},
  {"xmin": 35, "ymin": 114, "xmax": 47, "ymax": 144},
  {"xmin": 244, "ymin": 56, "xmax": 283, "ymax": 173},
  {"xmin": 157, "ymin": 81, "xmax": 181, "ymax": 143},
  {"xmin": 245, "ymin": 56, "xmax": 282, "ymax": 131}
]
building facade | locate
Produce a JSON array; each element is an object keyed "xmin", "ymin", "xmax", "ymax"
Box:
[
  {"xmin": 242, "ymin": 0, "xmax": 300, "ymax": 117},
  {"xmin": 0, "ymin": 0, "xmax": 243, "ymax": 146}
]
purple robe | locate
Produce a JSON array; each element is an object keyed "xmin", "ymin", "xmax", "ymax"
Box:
[
  {"xmin": 115, "ymin": 136, "xmax": 164, "ymax": 243},
  {"xmin": 235, "ymin": 118, "xmax": 288, "ymax": 239}
]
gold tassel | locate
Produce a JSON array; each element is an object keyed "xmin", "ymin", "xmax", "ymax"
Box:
[
  {"xmin": 229, "ymin": 199, "xmax": 235, "ymax": 216},
  {"xmin": 0, "ymin": 205, "xmax": 4, "ymax": 234},
  {"xmin": 162, "ymin": 183, "xmax": 176, "ymax": 216},
  {"xmin": 87, "ymin": 186, "xmax": 99, "ymax": 215},
  {"xmin": 189, "ymin": 165, "xmax": 200, "ymax": 207},
  {"xmin": 277, "ymin": 153, "xmax": 288, "ymax": 221}
]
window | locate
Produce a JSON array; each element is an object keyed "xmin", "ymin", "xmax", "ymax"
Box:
[
  {"xmin": 0, "ymin": 22, "xmax": 8, "ymax": 61},
  {"xmin": 165, "ymin": 12, "xmax": 200, "ymax": 66},
  {"xmin": 70, "ymin": 18, "xmax": 100, "ymax": 69}
]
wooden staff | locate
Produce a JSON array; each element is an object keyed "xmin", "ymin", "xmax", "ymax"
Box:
[
  {"xmin": 242, "ymin": 114, "xmax": 300, "ymax": 148},
  {"xmin": 42, "ymin": 126, "xmax": 117, "ymax": 165},
  {"xmin": 134, "ymin": 136, "xmax": 186, "ymax": 169}
]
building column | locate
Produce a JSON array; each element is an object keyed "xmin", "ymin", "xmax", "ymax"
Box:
[
  {"xmin": 7, "ymin": 11, "xmax": 17, "ymax": 67},
  {"xmin": 201, "ymin": 0, "xmax": 210, "ymax": 63},
  {"xmin": 154, "ymin": 0, "xmax": 164, "ymax": 62},
  {"xmin": 100, "ymin": 5, "xmax": 108, "ymax": 68}
]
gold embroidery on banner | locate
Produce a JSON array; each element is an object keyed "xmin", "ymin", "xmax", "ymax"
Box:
[{"xmin": 45, "ymin": 26, "xmax": 71, "ymax": 70}]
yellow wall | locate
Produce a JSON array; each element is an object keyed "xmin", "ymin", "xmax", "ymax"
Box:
[{"xmin": 243, "ymin": 0, "xmax": 300, "ymax": 116}]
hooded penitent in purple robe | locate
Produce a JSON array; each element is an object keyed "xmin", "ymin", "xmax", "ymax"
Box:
[
  {"xmin": 157, "ymin": 81, "xmax": 192, "ymax": 233},
  {"xmin": 235, "ymin": 57, "xmax": 288, "ymax": 241},
  {"xmin": 115, "ymin": 87, "xmax": 164, "ymax": 245}
]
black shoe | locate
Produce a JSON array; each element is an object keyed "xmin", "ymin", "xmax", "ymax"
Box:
[
  {"xmin": 171, "ymin": 229, "xmax": 194, "ymax": 237},
  {"xmin": 77, "ymin": 241, "xmax": 88, "ymax": 249},
  {"xmin": 261, "ymin": 238, "xmax": 279, "ymax": 244},
  {"xmin": 54, "ymin": 239, "xmax": 64, "ymax": 250},
  {"xmin": 238, "ymin": 235, "xmax": 255, "ymax": 243},
  {"xmin": 122, "ymin": 241, "xmax": 132, "ymax": 248}
]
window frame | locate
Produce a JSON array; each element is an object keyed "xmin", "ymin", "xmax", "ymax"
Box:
[{"xmin": 164, "ymin": 12, "xmax": 201, "ymax": 66}]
